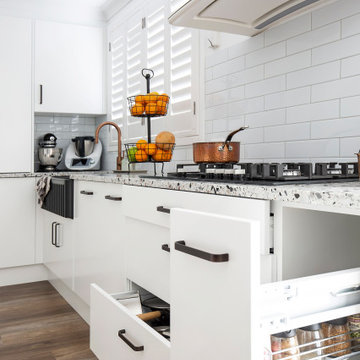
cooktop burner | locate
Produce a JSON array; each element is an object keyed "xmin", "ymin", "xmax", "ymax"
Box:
[{"xmin": 141, "ymin": 162, "xmax": 360, "ymax": 186}]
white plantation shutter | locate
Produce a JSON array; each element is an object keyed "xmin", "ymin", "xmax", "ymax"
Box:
[
  {"xmin": 108, "ymin": 0, "xmax": 200, "ymax": 148},
  {"xmin": 109, "ymin": 26, "xmax": 126, "ymax": 145}
]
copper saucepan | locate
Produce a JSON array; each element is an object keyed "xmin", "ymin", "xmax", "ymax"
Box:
[{"xmin": 193, "ymin": 126, "xmax": 248, "ymax": 164}]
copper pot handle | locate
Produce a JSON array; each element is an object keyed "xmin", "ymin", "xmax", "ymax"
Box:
[{"xmin": 219, "ymin": 126, "xmax": 248, "ymax": 151}]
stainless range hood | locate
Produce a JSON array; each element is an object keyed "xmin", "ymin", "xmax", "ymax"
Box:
[{"xmin": 169, "ymin": 0, "xmax": 336, "ymax": 36}]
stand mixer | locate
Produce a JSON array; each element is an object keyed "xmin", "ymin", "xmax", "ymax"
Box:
[{"xmin": 64, "ymin": 136, "xmax": 102, "ymax": 170}]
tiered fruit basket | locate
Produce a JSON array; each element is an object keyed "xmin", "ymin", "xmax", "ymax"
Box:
[{"xmin": 125, "ymin": 68, "xmax": 175, "ymax": 175}]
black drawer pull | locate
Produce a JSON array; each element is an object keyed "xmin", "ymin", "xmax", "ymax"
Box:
[
  {"xmin": 157, "ymin": 206, "xmax": 170, "ymax": 214},
  {"xmin": 105, "ymin": 195, "xmax": 122, "ymax": 201},
  {"xmin": 80, "ymin": 190, "xmax": 93, "ymax": 195},
  {"xmin": 55, "ymin": 223, "xmax": 61, "ymax": 248},
  {"xmin": 40, "ymin": 84, "xmax": 43, "ymax": 104},
  {"xmin": 162, "ymin": 244, "xmax": 170, "ymax": 253},
  {"xmin": 175, "ymin": 240, "xmax": 229, "ymax": 263},
  {"xmin": 118, "ymin": 329, "xmax": 144, "ymax": 352},
  {"xmin": 51, "ymin": 222, "xmax": 57, "ymax": 246}
]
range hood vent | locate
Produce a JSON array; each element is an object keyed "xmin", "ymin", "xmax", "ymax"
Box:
[{"xmin": 169, "ymin": 0, "xmax": 336, "ymax": 36}]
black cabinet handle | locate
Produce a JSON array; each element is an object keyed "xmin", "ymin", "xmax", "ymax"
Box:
[
  {"xmin": 162, "ymin": 244, "xmax": 170, "ymax": 253},
  {"xmin": 40, "ymin": 84, "xmax": 43, "ymax": 104},
  {"xmin": 80, "ymin": 190, "xmax": 94, "ymax": 195},
  {"xmin": 175, "ymin": 240, "xmax": 229, "ymax": 263},
  {"xmin": 157, "ymin": 206, "xmax": 170, "ymax": 214},
  {"xmin": 51, "ymin": 222, "xmax": 57, "ymax": 246},
  {"xmin": 105, "ymin": 195, "xmax": 122, "ymax": 201},
  {"xmin": 118, "ymin": 329, "xmax": 144, "ymax": 352},
  {"xmin": 55, "ymin": 223, "xmax": 61, "ymax": 248}
]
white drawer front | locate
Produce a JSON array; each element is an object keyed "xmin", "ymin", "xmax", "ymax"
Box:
[
  {"xmin": 90, "ymin": 284, "xmax": 170, "ymax": 360},
  {"xmin": 125, "ymin": 218, "xmax": 170, "ymax": 303}
]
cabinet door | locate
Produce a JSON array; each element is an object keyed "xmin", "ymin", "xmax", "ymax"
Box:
[
  {"xmin": 75, "ymin": 182, "xmax": 125, "ymax": 305},
  {"xmin": 42, "ymin": 212, "xmax": 74, "ymax": 289},
  {"xmin": 0, "ymin": 178, "xmax": 35, "ymax": 268},
  {"xmin": 0, "ymin": 16, "xmax": 31, "ymax": 172},
  {"xmin": 170, "ymin": 208, "xmax": 261, "ymax": 360},
  {"xmin": 35, "ymin": 21, "xmax": 104, "ymax": 115}
]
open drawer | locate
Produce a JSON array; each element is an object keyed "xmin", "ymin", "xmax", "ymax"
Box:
[
  {"xmin": 90, "ymin": 284, "xmax": 170, "ymax": 360},
  {"xmin": 260, "ymin": 267, "xmax": 360, "ymax": 335}
]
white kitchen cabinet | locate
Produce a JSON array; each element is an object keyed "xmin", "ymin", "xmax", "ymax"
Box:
[
  {"xmin": 74, "ymin": 182, "xmax": 125, "ymax": 305},
  {"xmin": 123, "ymin": 185, "xmax": 270, "ymax": 303},
  {"xmin": 0, "ymin": 178, "xmax": 36, "ymax": 268},
  {"xmin": 35, "ymin": 21, "xmax": 105, "ymax": 115},
  {"xmin": 170, "ymin": 208, "xmax": 261, "ymax": 360},
  {"xmin": 91, "ymin": 285, "xmax": 170, "ymax": 360},
  {"xmin": 0, "ymin": 16, "xmax": 32, "ymax": 173},
  {"xmin": 41, "ymin": 209, "xmax": 74, "ymax": 289}
]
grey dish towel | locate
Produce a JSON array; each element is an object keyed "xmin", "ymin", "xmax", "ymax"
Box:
[{"xmin": 36, "ymin": 176, "xmax": 51, "ymax": 206}]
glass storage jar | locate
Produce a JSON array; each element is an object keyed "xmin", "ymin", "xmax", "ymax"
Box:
[
  {"xmin": 271, "ymin": 330, "xmax": 300, "ymax": 360},
  {"xmin": 297, "ymin": 323, "xmax": 324, "ymax": 360},
  {"xmin": 348, "ymin": 314, "xmax": 360, "ymax": 349},
  {"xmin": 321, "ymin": 317, "xmax": 351, "ymax": 357}
]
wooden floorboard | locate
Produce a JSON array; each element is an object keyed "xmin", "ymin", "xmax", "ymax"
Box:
[{"xmin": 0, "ymin": 281, "xmax": 97, "ymax": 360}]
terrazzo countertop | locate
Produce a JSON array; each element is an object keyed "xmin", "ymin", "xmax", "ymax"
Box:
[
  {"xmin": 69, "ymin": 173, "xmax": 360, "ymax": 210},
  {"xmin": 2, "ymin": 171, "xmax": 360, "ymax": 210}
]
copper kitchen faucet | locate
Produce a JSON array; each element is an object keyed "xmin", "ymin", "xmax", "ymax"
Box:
[{"xmin": 95, "ymin": 121, "xmax": 122, "ymax": 171}]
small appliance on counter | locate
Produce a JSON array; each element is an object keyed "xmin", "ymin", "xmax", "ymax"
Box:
[
  {"xmin": 38, "ymin": 133, "xmax": 63, "ymax": 172},
  {"xmin": 64, "ymin": 136, "xmax": 102, "ymax": 171}
]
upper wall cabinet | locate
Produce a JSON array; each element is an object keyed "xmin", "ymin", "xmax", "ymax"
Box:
[
  {"xmin": 35, "ymin": 21, "xmax": 105, "ymax": 115},
  {"xmin": 0, "ymin": 16, "xmax": 32, "ymax": 173}
]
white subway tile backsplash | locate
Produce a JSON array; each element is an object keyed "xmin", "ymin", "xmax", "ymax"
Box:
[
  {"xmin": 228, "ymin": 116, "xmax": 245, "ymax": 130},
  {"xmin": 228, "ymin": 33, "xmax": 264, "ymax": 59},
  {"xmin": 205, "ymin": 48, "xmax": 228, "ymax": 68},
  {"xmin": 228, "ymin": 86, "xmax": 245, "ymax": 102},
  {"xmin": 245, "ymin": 42, "xmax": 286, "ymax": 68},
  {"xmin": 286, "ymin": 139, "xmax": 339, "ymax": 158},
  {"xmin": 228, "ymin": 97, "xmax": 264, "ymax": 117},
  {"xmin": 265, "ymin": 51, "xmax": 311, "ymax": 78},
  {"xmin": 312, "ymin": 0, "xmax": 360, "ymax": 29},
  {"xmin": 227, "ymin": 66, "xmax": 264, "ymax": 87},
  {"xmin": 340, "ymin": 136, "xmax": 360, "ymax": 156},
  {"xmin": 341, "ymin": 96, "xmax": 360, "ymax": 117},
  {"xmin": 205, "ymin": 68, "xmax": 213, "ymax": 81},
  {"xmin": 286, "ymin": 100, "xmax": 339, "ymax": 123},
  {"xmin": 286, "ymin": 61, "xmax": 340, "ymax": 89},
  {"xmin": 312, "ymin": 75, "xmax": 360, "ymax": 102},
  {"xmin": 205, "ymin": 104, "xmax": 228, "ymax": 121},
  {"xmin": 240, "ymin": 127, "xmax": 264, "ymax": 144},
  {"xmin": 213, "ymin": 56, "xmax": 245, "ymax": 79},
  {"xmin": 245, "ymin": 76, "xmax": 286, "ymax": 98},
  {"xmin": 341, "ymin": 54, "xmax": 360, "ymax": 77},
  {"xmin": 287, "ymin": 22, "xmax": 340, "ymax": 55},
  {"xmin": 265, "ymin": 14, "xmax": 311, "ymax": 46},
  {"xmin": 265, "ymin": 87, "xmax": 311, "ymax": 110},
  {"xmin": 312, "ymin": 33, "xmax": 360, "ymax": 65},
  {"xmin": 244, "ymin": 142, "xmax": 285, "ymax": 159},
  {"xmin": 206, "ymin": 90, "xmax": 230, "ymax": 107},
  {"xmin": 205, "ymin": 76, "xmax": 228, "ymax": 94},
  {"xmin": 245, "ymin": 109, "xmax": 286, "ymax": 128},
  {"xmin": 205, "ymin": 120, "xmax": 213, "ymax": 134},
  {"xmin": 342, "ymin": 12, "xmax": 360, "ymax": 38},
  {"xmin": 311, "ymin": 117, "xmax": 360, "ymax": 139},
  {"xmin": 212, "ymin": 118, "xmax": 228, "ymax": 133},
  {"xmin": 264, "ymin": 123, "xmax": 310, "ymax": 142}
]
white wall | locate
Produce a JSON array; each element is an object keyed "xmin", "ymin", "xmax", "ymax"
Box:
[{"xmin": 203, "ymin": 0, "xmax": 360, "ymax": 164}]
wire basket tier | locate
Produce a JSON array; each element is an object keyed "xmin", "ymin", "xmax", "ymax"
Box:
[
  {"xmin": 127, "ymin": 95, "xmax": 170, "ymax": 118},
  {"xmin": 125, "ymin": 143, "xmax": 175, "ymax": 163}
]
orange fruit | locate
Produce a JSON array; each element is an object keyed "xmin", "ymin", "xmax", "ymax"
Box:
[
  {"xmin": 153, "ymin": 149, "xmax": 172, "ymax": 162},
  {"xmin": 131, "ymin": 104, "xmax": 144, "ymax": 116},
  {"xmin": 145, "ymin": 103, "xmax": 157, "ymax": 115},
  {"xmin": 136, "ymin": 139, "xmax": 147, "ymax": 150},
  {"xmin": 145, "ymin": 143, "xmax": 157, "ymax": 155},
  {"xmin": 158, "ymin": 93, "xmax": 169, "ymax": 103},
  {"xmin": 135, "ymin": 95, "xmax": 145, "ymax": 105},
  {"xmin": 156, "ymin": 100, "xmax": 167, "ymax": 115},
  {"xmin": 135, "ymin": 150, "xmax": 148, "ymax": 162}
]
